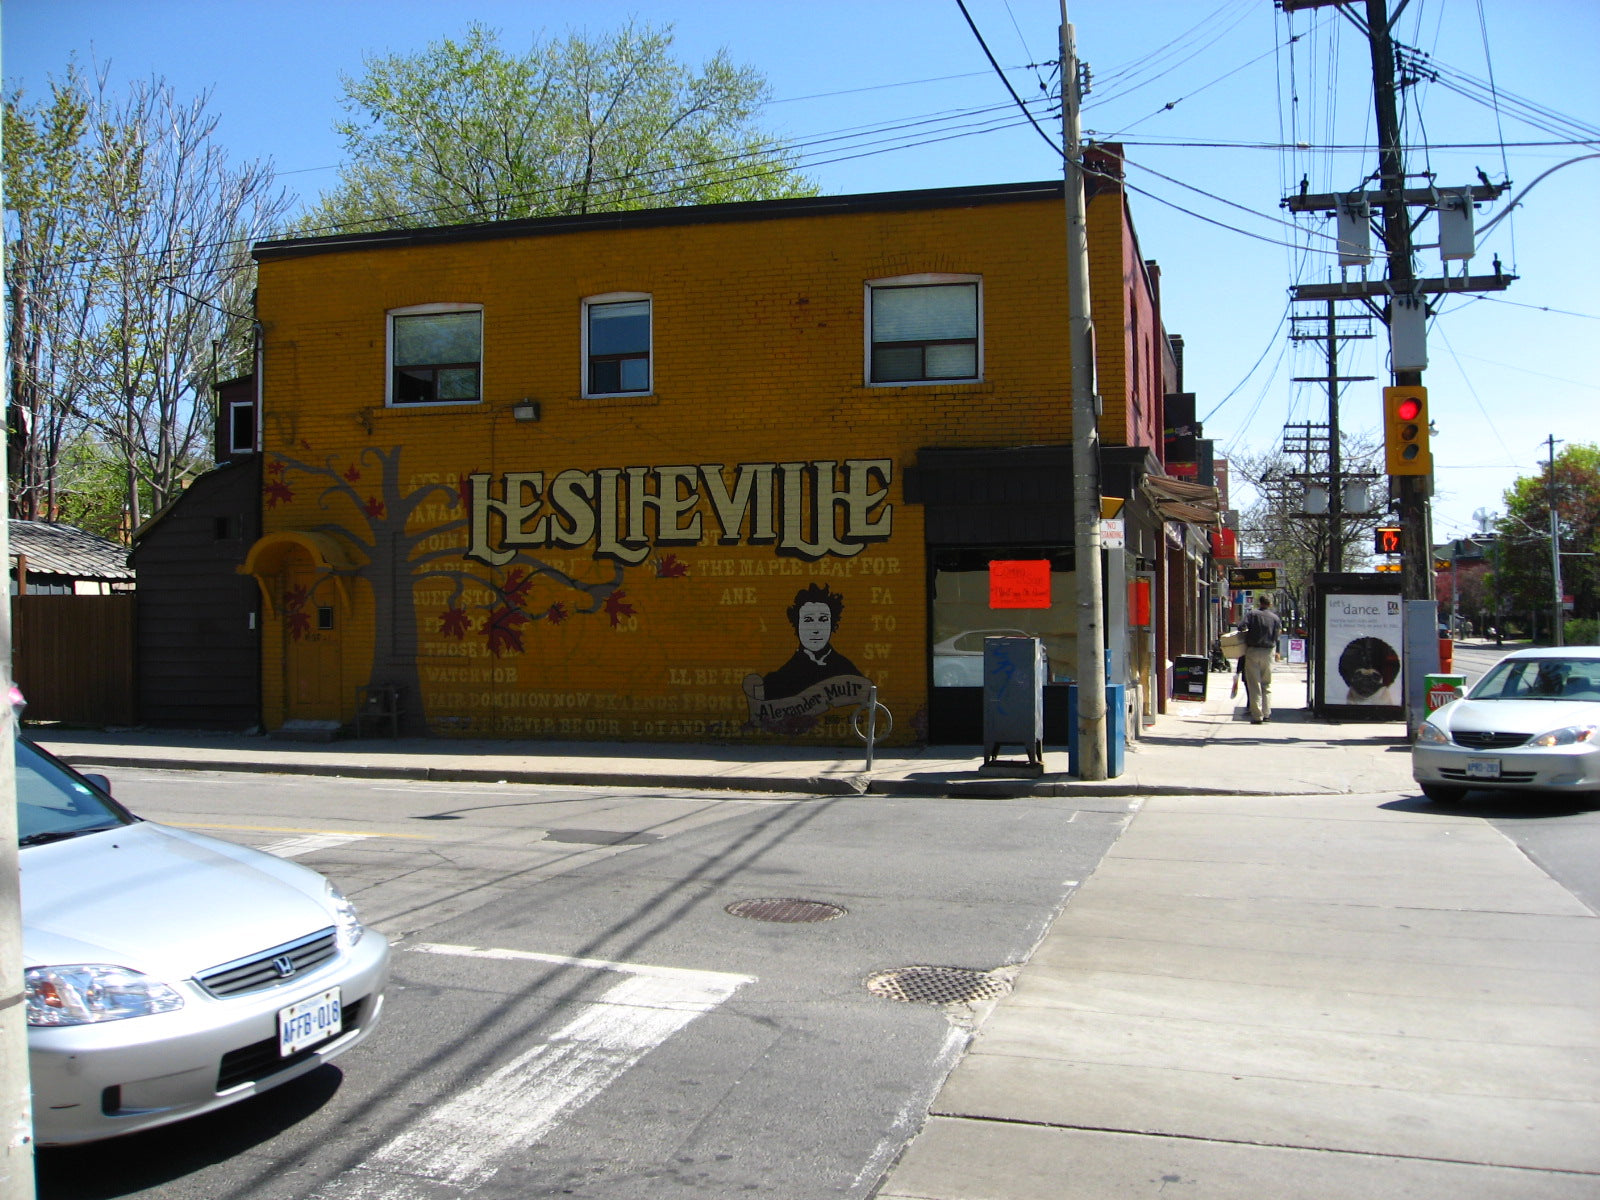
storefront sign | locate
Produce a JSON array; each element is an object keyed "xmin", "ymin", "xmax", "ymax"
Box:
[{"xmin": 1229, "ymin": 566, "xmax": 1277, "ymax": 589}]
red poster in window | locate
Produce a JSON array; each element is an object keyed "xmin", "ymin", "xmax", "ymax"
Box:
[
  {"xmin": 990, "ymin": 560, "xmax": 1052, "ymax": 609},
  {"xmin": 1128, "ymin": 579, "xmax": 1152, "ymax": 627}
]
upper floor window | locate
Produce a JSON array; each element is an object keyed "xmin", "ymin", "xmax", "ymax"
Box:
[
  {"xmin": 867, "ymin": 276, "xmax": 980, "ymax": 384},
  {"xmin": 389, "ymin": 304, "xmax": 482, "ymax": 406},
  {"xmin": 226, "ymin": 400, "xmax": 255, "ymax": 455},
  {"xmin": 585, "ymin": 294, "xmax": 651, "ymax": 396}
]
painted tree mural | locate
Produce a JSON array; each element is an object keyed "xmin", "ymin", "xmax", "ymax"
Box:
[{"xmin": 265, "ymin": 443, "xmax": 665, "ymax": 733}]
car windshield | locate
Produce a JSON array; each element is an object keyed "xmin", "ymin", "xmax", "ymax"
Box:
[
  {"xmin": 1469, "ymin": 656, "xmax": 1600, "ymax": 702},
  {"xmin": 15, "ymin": 739, "xmax": 137, "ymax": 846}
]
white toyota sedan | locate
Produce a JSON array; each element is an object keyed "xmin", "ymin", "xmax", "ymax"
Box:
[
  {"xmin": 18, "ymin": 738, "xmax": 390, "ymax": 1145},
  {"xmin": 1412, "ymin": 645, "xmax": 1600, "ymax": 803}
]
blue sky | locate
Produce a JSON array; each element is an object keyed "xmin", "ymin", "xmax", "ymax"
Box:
[{"xmin": 6, "ymin": 0, "xmax": 1597, "ymax": 544}]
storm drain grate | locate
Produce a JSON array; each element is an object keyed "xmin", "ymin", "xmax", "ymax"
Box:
[
  {"xmin": 865, "ymin": 966, "xmax": 1013, "ymax": 1006},
  {"xmin": 725, "ymin": 898, "xmax": 847, "ymax": 924}
]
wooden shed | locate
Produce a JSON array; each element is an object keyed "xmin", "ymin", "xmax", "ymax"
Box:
[{"xmin": 129, "ymin": 457, "xmax": 262, "ymax": 729}]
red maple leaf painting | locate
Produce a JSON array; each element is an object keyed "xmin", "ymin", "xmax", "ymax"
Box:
[
  {"xmin": 654, "ymin": 554, "xmax": 689, "ymax": 578},
  {"xmin": 438, "ymin": 606, "xmax": 471, "ymax": 639},
  {"xmin": 266, "ymin": 459, "xmax": 286, "ymax": 477},
  {"xmin": 282, "ymin": 585, "xmax": 311, "ymax": 641},
  {"xmin": 344, "ymin": 464, "xmax": 361, "ymax": 482},
  {"xmin": 545, "ymin": 602, "xmax": 568, "ymax": 625},
  {"xmin": 264, "ymin": 479, "xmax": 294, "ymax": 507},
  {"xmin": 603, "ymin": 590, "xmax": 636, "ymax": 627},
  {"xmin": 501, "ymin": 569, "xmax": 535, "ymax": 607},
  {"xmin": 363, "ymin": 495, "xmax": 385, "ymax": 519},
  {"xmin": 483, "ymin": 606, "xmax": 528, "ymax": 657}
]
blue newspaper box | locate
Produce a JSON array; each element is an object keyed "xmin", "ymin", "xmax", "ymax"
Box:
[{"xmin": 1067, "ymin": 683, "xmax": 1126, "ymax": 778}]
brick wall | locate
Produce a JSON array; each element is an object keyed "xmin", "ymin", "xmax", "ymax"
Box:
[{"xmin": 255, "ymin": 192, "xmax": 1126, "ymax": 742}]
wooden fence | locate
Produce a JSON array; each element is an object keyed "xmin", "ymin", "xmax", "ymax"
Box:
[{"xmin": 11, "ymin": 594, "xmax": 137, "ymax": 726}]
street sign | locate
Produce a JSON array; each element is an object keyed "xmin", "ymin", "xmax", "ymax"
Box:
[{"xmin": 1228, "ymin": 567, "xmax": 1278, "ymax": 589}]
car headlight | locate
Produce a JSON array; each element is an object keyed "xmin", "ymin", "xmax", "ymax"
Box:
[
  {"xmin": 1415, "ymin": 723, "xmax": 1450, "ymax": 745},
  {"xmin": 1530, "ymin": 724, "xmax": 1599, "ymax": 747},
  {"xmin": 327, "ymin": 881, "xmax": 365, "ymax": 948},
  {"xmin": 25, "ymin": 965, "xmax": 184, "ymax": 1026}
]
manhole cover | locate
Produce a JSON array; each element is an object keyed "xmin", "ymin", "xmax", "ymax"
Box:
[
  {"xmin": 865, "ymin": 966, "xmax": 1013, "ymax": 1006},
  {"xmin": 725, "ymin": 898, "xmax": 847, "ymax": 924}
]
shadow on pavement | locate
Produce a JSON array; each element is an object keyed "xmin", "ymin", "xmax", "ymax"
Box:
[
  {"xmin": 1382, "ymin": 792, "xmax": 1600, "ymax": 819},
  {"xmin": 34, "ymin": 1066, "xmax": 343, "ymax": 1199}
]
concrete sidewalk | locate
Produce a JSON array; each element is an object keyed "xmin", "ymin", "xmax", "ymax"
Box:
[
  {"xmin": 32, "ymin": 663, "xmax": 1600, "ymax": 1197},
  {"xmin": 34, "ymin": 661, "xmax": 1413, "ymax": 800}
]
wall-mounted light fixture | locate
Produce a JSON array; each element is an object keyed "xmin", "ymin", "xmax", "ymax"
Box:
[{"xmin": 511, "ymin": 399, "xmax": 541, "ymax": 422}]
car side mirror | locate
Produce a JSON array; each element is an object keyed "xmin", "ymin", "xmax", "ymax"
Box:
[{"xmin": 83, "ymin": 773, "xmax": 112, "ymax": 796}]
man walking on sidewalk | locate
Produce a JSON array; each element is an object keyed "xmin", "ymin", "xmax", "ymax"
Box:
[{"xmin": 1240, "ymin": 595, "xmax": 1282, "ymax": 724}]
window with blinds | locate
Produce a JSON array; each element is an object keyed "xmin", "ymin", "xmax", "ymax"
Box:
[{"xmin": 868, "ymin": 279, "xmax": 980, "ymax": 384}]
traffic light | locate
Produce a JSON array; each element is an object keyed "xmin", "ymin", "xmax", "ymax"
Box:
[
  {"xmin": 1374, "ymin": 525, "xmax": 1403, "ymax": 555},
  {"xmin": 1383, "ymin": 385, "xmax": 1432, "ymax": 475}
]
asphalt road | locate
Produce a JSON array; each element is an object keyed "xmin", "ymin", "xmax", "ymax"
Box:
[
  {"xmin": 33, "ymin": 769, "xmax": 1135, "ymax": 1200},
  {"xmin": 1434, "ymin": 640, "xmax": 1600, "ymax": 916}
]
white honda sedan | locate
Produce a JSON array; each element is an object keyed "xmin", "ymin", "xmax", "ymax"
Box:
[
  {"xmin": 18, "ymin": 738, "xmax": 390, "ymax": 1145},
  {"xmin": 1412, "ymin": 645, "xmax": 1600, "ymax": 803}
]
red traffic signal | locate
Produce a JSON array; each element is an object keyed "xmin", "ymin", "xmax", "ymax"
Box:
[
  {"xmin": 1374, "ymin": 525, "xmax": 1402, "ymax": 555},
  {"xmin": 1383, "ymin": 386, "xmax": 1432, "ymax": 476}
]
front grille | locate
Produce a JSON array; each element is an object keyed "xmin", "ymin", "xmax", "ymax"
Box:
[
  {"xmin": 1439, "ymin": 767, "xmax": 1538, "ymax": 783},
  {"xmin": 195, "ymin": 928, "xmax": 338, "ymax": 998},
  {"xmin": 1452, "ymin": 731, "xmax": 1531, "ymax": 750},
  {"xmin": 216, "ymin": 996, "xmax": 367, "ymax": 1092}
]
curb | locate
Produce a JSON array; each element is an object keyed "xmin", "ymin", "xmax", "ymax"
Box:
[{"xmin": 55, "ymin": 750, "xmax": 1339, "ymax": 800}]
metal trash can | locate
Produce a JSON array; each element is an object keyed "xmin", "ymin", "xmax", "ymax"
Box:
[
  {"xmin": 982, "ymin": 636, "xmax": 1046, "ymax": 767},
  {"xmin": 1172, "ymin": 654, "xmax": 1209, "ymax": 701}
]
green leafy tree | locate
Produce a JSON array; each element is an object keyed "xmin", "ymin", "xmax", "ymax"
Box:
[
  {"xmin": 306, "ymin": 21, "xmax": 816, "ymax": 234},
  {"xmin": 5, "ymin": 65, "xmax": 288, "ymax": 534},
  {"xmin": 5, "ymin": 69, "xmax": 95, "ymax": 521},
  {"xmin": 1490, "ymin": 443, "xmax": 1600, "ymax": 636}
]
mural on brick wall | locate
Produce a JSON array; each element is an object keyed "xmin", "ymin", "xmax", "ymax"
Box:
[
  {"xmin": 743, "ymin": 583, "xmax": 872, "ymax": 733},
  {"xmin": 265, "ymin": 444, "xmax": 651, "ymax": 735},
  {"xmin": 263, "ymin": 444, "xmax": 895, "ymax": 738}
]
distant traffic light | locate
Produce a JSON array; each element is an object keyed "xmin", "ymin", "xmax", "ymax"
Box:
[
  {"xmin": 1383, "ymin": 386, "xmax": 1432, "ymax": 476},
  {"xmin": 1374, "ymin": 525, "xmax": 1403, "ymax": 554}
]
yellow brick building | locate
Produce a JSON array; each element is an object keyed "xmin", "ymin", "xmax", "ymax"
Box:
[{"xmin": 245, "ymin": 174, "xmax": 1199, "ymax": 744}]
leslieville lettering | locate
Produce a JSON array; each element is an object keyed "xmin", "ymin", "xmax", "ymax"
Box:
[{"xmin": 467, "ymin": 459, "xmax": 893, "ymax": 566}]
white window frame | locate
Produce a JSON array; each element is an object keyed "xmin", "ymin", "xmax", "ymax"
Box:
[
  {"xmin": 227, "ymin": 400, "xmax": 256, "ymax": 454},
  {"xmin": 583, "ymin": 292, "xmax": 653, "ymax": 398},
  {"xmin": 864, "ymin": 273, "xmax": 982, "ymax": 386},
  {"xmin": 386, "ymin": 302, "xmax": 484, "ymax": 408}
]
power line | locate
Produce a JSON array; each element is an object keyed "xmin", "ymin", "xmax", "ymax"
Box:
[{"xmin": 953, "ymin": 0, "xmax": 1062, "ymax": 157}]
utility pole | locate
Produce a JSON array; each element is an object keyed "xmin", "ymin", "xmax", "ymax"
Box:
[
  {"xmin": 0, "ymin": 212, "xmax": 35, "ymax": 1196},
  {"xmin": 1290, "ymin": 302, "xmax": 1374, "ymax": 572},
  {"xmin": 1061, "ymin": 3, "xmax": 1107, "ymax": 780},
  {"xmin": 1548, "ymin": 434, "xmax": 1565, "ymax": 647},
  {"xmin": 1280, "ymin": 1, "xmax": 1513, "ymax": 602}
]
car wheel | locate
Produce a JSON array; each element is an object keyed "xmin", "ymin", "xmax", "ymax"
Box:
[{"xmin": 1420, "ymin": 782, "xmax": 1467, "ymax": 804}]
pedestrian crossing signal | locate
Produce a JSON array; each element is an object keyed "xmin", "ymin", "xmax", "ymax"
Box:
[
  {"xmin": 1383, "ymin": 386, "xmax": 1432, "ymax": 476},
  {"xmin": 1374, "ymin": 525, "xmax": 1403, "ymax": 554}
]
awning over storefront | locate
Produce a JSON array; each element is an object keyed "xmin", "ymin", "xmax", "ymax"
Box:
[
  {"xmin": 1140, "ymin": 473, "xmax": 1223, "ymax": 525},
  {"xmin": 237, "ymin": 530, "xmax": 357, "ymax": 615}
]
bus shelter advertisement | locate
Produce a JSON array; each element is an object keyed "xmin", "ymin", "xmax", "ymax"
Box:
[{"xmin": 1322, "ymin": 592, "xmax": 1404, "ymax": 716}]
